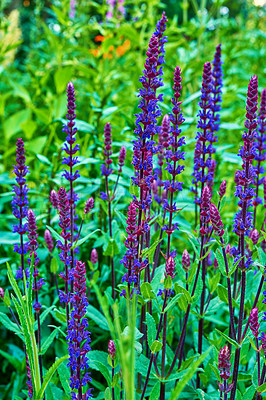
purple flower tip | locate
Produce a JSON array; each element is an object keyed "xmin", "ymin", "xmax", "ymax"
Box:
[
  {"xmin": 50, "ymin": 190, "xmax": 59, "ymax": 209},
  {"xmin": 108, "ymin": 340, "xmax": 116, "ymax": 358},
  {"xmin": 84, "ymin": 197, "xmax": 94, "ymax": 214},
  {"xmin": 210, "ymin": 203, "xmax": 224, "ymax": 236},
  {"xmin": 44, "ymin": 229, "xmax": 54, "ymax": 253},
  {"xmin": 0, "ymin": 288, "xmax": 4, "ymax": 299},
  {"xmin": 249, "ymin": 307, "xmax": 259, "ymax": 338},
  {"xmin": 249, "ymin": 228, "xmax": 259, "ymax": 245},
  {"xmin": 181, "ymin": 249, "xmax": 190, "ymax": 272},
  {"xmin": 218, "ymin": 345, "xmax": 231, "ymax": 381},
  {"xmin": 118, "ymin": 146, "xmax": 126, "ymax": 171},
  {"xmin": 90, "ymin": 248, "xmax": 98, "ymax": 265},
  {"xmin": 165, "ymin": 256, "xmax": 176, "ymax": 279},
  {"xmin": 219, "ymin": 180, "xmax": 227, "ymax": 198}
]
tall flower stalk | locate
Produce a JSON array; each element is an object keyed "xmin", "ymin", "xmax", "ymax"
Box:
[
  {"xmin": 11, "ymin": 138, "xmax": 30, "ymax": 288},
  {"xmin": 230, "ymin": 75, "xmax": 258, "ymax": 400},
  {"xmin": 67, "ymin": 261, "xmax": 92, "ymax": 400},
  {"xmin": 254, "ymin": 88, "xmax": 266, "ymax": 228},
  {"xmin": 62, "ymin": 82, "xmax": 80, "ymax": 293},
  {"xmin": 27, "ymin": 209, "xmax": 45, "ymax": 386}
]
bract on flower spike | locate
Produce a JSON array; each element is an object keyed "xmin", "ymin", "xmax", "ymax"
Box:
[
  {"xmin": 90, "ymin": 248, "xmax": 98, "ymax": 265},
  {"xmin": 12, "ymin": 138, "xmax": 30, "ymax": 282},
  {"xmin": 108, "ymin": 340, "xmax": 116, "ymax": 359},
  {"xmin": 118, "ymin": 146, "xmax": 126, "ymax": 173},
  {"xmin": 209, "ymin": 203, "xmax": 224, "ymax": 237},
  {"xmin": 181, "ymin": 249, "xmax": 191, "ymax": 272},
  {"xmin": 218, "ymin": 345, "xmax": 233, "ymax": 394},
  {"xmin": 84, "ymin": 197, "xmax": 94, "ymax": 215},
  {"xmin": 219, "ymin": 180, "xmax": 227, "ymax": 198},
  {"xmin": 249, "ymin": 307, "xmax": 259, "ymax": 338},
  {"xmin": 50, "ymin": 189, "xmax": 59, "ymax": 209}
]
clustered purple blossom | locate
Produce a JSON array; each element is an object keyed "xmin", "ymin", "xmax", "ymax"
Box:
[
  {"xmin": 67, "ymin": 261, "xmax": 92, "ymax": 399},
  {"xmin": 11, "ymin": 138, "xmax": 30, "ymax": 280},
  {"xmin": 108, "ymin": 340, "xmax": 116, "ymax": 358},
  {"xmin": 101, "ymin": 123, "xmax": 113, "ymax": 179},
  {"xmin": 165, "ymin": 256, "xmax": 176, "ymax": 278},
  {"xmin": 50, "ymin": 189, "xmax": 59, "ymax": 209},
  {"xmin": 69, "ymin": 0, "xmax": 75, "ymax": 19},
  {"xmin": 27, "ymin": 209, "xmax": 45, "ymax": 312},
  {"xmin": 26, "ymin": 353, "xmax": 33, "ymax": 398},
  {"xmin": 249, "ymin": 307, "xmax": 259, "ymax": 338},
  {"xmin": 106, "ymin": 0, "xmax": 125, "ymax": 20},
  {"xmin": 118, "ymin": 146, "xmax": 126, "ymax": 172},
  {"xmin": 181, "ymin": 249, "xmax": 191, "ymax": 272},
  {"xmin": 211, "ymin": 44, "xmax": 223, "ymax": 134},
  {"xmin": 57, "ymin": 187, "xmax": 72, "ymax": 306},
  {"xmin": 253, "ymin": 89, "xmax": 266, "ymax": 210},
  {"xmin": 192, "ymin": 62, "xmax": 216, "ymax": 205},
  {"xmin": 84, "ymin": 198, "xmax": 94, "ymax": 215},
  {"xmin": 90, "ymin": 248, "xmax": 98, "ymax": 265},
  {"xmin": 218, "ymin": 345, "xmax": 233, "ymax": 394},
  {"xmin": 199, "ymin": 186, "xmax": 211, "ymax": 236},
  {"xmin": 209, "ymin": 203, "xmax": 224, "ymax": 237},
  {"xmin": 45, "ymin": 229, "xmax": 54, "ymax": 253},
  {"xmin": 162, "ymin": 66, "xmax": 185, "ymax": 236}
]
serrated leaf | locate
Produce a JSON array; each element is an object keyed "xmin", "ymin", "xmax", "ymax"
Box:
[
  {"xmin": 94, "ymin": 361, "xmax": 112, "ymax": 386},
  {"xmin": 36, "ymin": 355, "xmax": 69, "ymax": 400},
  {"xmin": 215, "ymin": 329, "xmax": 240, "ymax": 348},
  {"xmin": 209, "ymin": 272, "xmax": 221, "ymax": 293},
  {"xmin": 0, "ymin": 312, "xmax": 22, "ymax": 336},
  {"xmin": 141, "ymin": 282, "xmax": 155, "ymax": 300},
  {"xmin": 149, "ymin": 381, "xmax": 160, "ymax": 400},
  {"xmin": 151, "ymin": 340, "xmax": 163, "ymax": 354},
  {"xmin": 57, "ymin": 360, "xmax": 71, "ymax": 395},
  {"xmin": 146, "ymin": 313, "xmax": 156, "ymax": 347},
  {"xmin": 164, "ymin": 294, "xmax": 184, "ymax": 313},
  {"xmin": 40, "ymin": 328, "xmax": 60, "ymax": 355},
  {"xmin": 243, "ymin": 386, "xmax": 256, "ymax": 400},
  {"xmin": 215, "ymin": 249, "xmax": 226, "ymax": 276}
]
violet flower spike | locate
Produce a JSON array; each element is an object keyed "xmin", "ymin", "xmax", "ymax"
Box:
[
  {"xmin": 11, "ymin": 138, "xmax": 30, "ymax": 281},
  {"xmin": 84, "ymin": 197, "xmax": 94, "ymax": 215},
  {"xmin": 165, "ymin": 256, "xmax": 176, "ymax": 279},
  {"xmin": 100, "ymin": 122, "xmax": 113, "ymax": 178},
  {"xmin": 191, "ymin": 62, "xmax": 216, "ymax": 206},
  {"xmin": 67, "ymin": 261, "xmax": 92, "ymax": 399},
  {"xmin": 50, "ymin": 189, "xmax": 59, "ymax": 209},
  {"xmin": 57, "ymin": 187, "xmax": 72, "ymax": 320},
  {"xmin": 253, "ymin": 88, "xmax": 266, "ymax": 227},
  {"xmin": 211, "ymin": 44, "xmax": 223, "ymax": 134},
  {"xmin": 90, "ymin": 248, "xmax": 98, "ymax": 265},
  {"xmin": 27, "ymin": 209, "xmax": 45, "ymax": 312},
  {"xmin": 118, "ymin": 146, "xmax": 126, "ymax": 173},
  {"xmin": 108, "ymin": 340, "xmax": 116, "ymax": 359},
  {"xmin": 249, "ymin": 307, "xmax": 260, "ymax": 338},
  {"xmin": 181, "ymin": 249, "xmax": 191, "ymax": 272},
  {"xmin": 219, "ymin": 180, "xmax": 227, "ymax": 198},
  {"xmin": 45, "ymin": 229, "xmax": 54, "ymax": 253},
  {"xmin": 218, "ymin": 345, "xmax": 233, "ymax": 394},
  {"xmin": 209, "ymin": 203, "xmax": 224, "ymax": 237},
  {"xmin": 26, "ymin": 353, "xmax": 33, "ymax": 399}
]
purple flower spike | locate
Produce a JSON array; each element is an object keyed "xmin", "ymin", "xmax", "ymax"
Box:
[
  {"xmin": 161, "ymin": 114, "xmax": 170, "ymax": 148},
  {"xmin": 210, "ymin": 203, "xmax": 224, "ymax": 237},
  {"xmin": 249, "ymin": 307, "xmax": 259, "ymax": 338},
  {"xmin": 108, "ymin": 340, "xmax": 116, "ymax": 358},
  {"xmin": 44, "ymin": 229, "xmax": 54, "ymax": 253},
  {"xmin": 26, "ymin": 353, "xmax": 33, "ymax": 398},
  {"xmin": 101, "ymin": 123, "xmax": 113, "ymax": 177},
  {"xmin": 90, "ymin": 248, "xmax": 98, "ymax": 265},
  {"xmin": 260, "ymin": 332, "xmax": 266, "ymax": 353},
  {"xmin": 199, "ymin": 186, "xmax": 211, "ymax": 236},
  {"xmin": 181, "ymin": 249, "xmax": 191, "ymax": 272},
  {"xmin": 165, "ymin": 256, "xmax": 176, "ymax": 278},
  {"xmin": 62, "ymin": 82, "xmax": 80, "ymax": 184},
  {"xmin": 219, "ymin": 180, "xmax": 227, "ymax": 198},
  {"xmin": 67, "ymin": 261, "xmax": 92, "ymax": 399},
  {"xmin": 118, "ymin": 146, "xmax": 126, "ymax": 172},
  {"xmin": 192, "ymin": 61, "xmax": 216, "ymax": 205},
  {"xmin": 0, "ymin": 288, "xmax": 4, "ymax": 299},
  {"xmin": 218, "ymin": 346, "xmax": 233, "ymax": 394},
  {"xmin": 50, "ymin": 190, "xmax": 59, "ymax": 209},
  {"xmin": 27, "ymin": 209, "xmax": 45, "ymax": 312},
  {"xmin": 84, "ymin": 198, "xmax": 94, "ymax": 214},
  {"xmin": 264, "ymin": 177, "xmax": 266, "ymax": 207},
  {"xmin": 233, "ymin": 76, "xmax": 258, "ymax": 239},
  {"xmin": 212, "ymin": 44, "xmax": 223, "ymax": 133},
  {"xmin": 57, "ymin": 187, "xmax": 72, "ymax": 305},
  {"xmin": 12, "ymin": 138, "xmax": 30, "ymax": 280}
]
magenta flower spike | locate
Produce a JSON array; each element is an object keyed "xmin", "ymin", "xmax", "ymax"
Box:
[
  {"xmin": 50, "ymin": 189, "xmax": 59, "ymax": 209},
  {"xmin": 181, "ymin": 249, "xmax": 191, "ymax": 272},
  {"xmin": 84, "ymin": 198, "xmax": 94, "ymax": 215},
  {"xmin": 44, "ymin": 229, "xmax": 54, "ymax": 253},
  {"xmin": 218, "ymin": 345, "xmax": 233, "ymax": 394},
  {"xmin": 249, "ymin": 308, "xmax": 260, "ymax": 338},
  {"xmin": 118, "ymin": 146, "xmax": 126, "ymax": 173},
  {"xmin": 219, "ymin": 180, "xmax": 227, "ymax": 198},
  {"xmin": 90, "ymin": 248, "xmax": 98, "ymax": 265},
  {"xmin": 108, "ymin": 340, "xmax": 116, "ymax": 359},
  {"xmin": 209, "ymin": 203, "xmax": 225, "ymax": 237}
]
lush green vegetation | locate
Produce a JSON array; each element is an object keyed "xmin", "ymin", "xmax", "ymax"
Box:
[{"xmin": 0, "ymin": 1, "xmax": 266, "ymax": 399}]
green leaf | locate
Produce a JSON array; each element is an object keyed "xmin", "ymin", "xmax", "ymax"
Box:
[
  {"xmin": 36, "ymin": 355, "xmax": 69, "ymax": 400},
  {"xmin": 3, "ymin": 289, "xmax": 11, "ymax": 307},
  {"xmin": 174, "ymin": 283, "xmax": 192, "ymax": 302},
  {"xmin": 87, "ymin": 305, "xmax": 109, "ymax": 331},
  {"xmin": 209, "ymin": 272, "xmax": 221, "ymax": 293},
  {"xmin": 141, "ymin": 282, "xmax": 155, "ymax": 300},
  {"xmin": 243, "ymin": 386, "xmax": 256, "ymax": 400},
  {"xmin": 169, "ymin": 347, "xmax": 213, "ymax": 400},
  {"xmin": 146, "ymin": 313, "xmax": 156, "ymax": 348},
  {"xmin": 101, "ymin": 106, "xmax": 118, "ymax": 119},
  {"xmin": 72, "ymin": 229, "xmax": 101, "ymax": 249},
  {"xmin": 258, "ymin": 247, "xmax": 266, "ymax": 266},
  {"xmin": 149, "ymin": 381, "xmax": 160, "ymax": 400},
  {"xmin": 215, "ymin": 249, "xmax": 226, "ymax": 276},
  {"xmin": 40, "ymin": 328, "xmax": 60, "ymax": 355},
  {"xmin": 141, "ymin": 239, "xmax": 161, "ymax": 264},
  {"xmin": 105, "ymin": 387, "xmax": 111, "ymax": 400},
  {"xmin": 36, "ymin": 154, "xmax": 51, "ymax": 166},
  {"xmin": 94, "ymin": 361, "xmax": 112, "ymax": 386},
  {"xmin": 57, "ymin": 360, "xmax": 71, "ymax": 395},
  {"xmin": 164, "ymin": 294, "xmax": 184, "ymax": 313},
  {"xmin": 50, "ymin": 257, "xmax": 58, "ymax": 274},
  {"xmin": 215, "ymin": 329, "xmax": 240, "ymax": 348},
  {"xmin": 0, "ymin": 312, "xmax": 22, "ymax": 336},
  {"xmin": 0, "ymin": 349, "xmax": 22, "ymax": 372},
  {"xmin": 150, "ymin": 340, "xmax": 163, "ymax": 354},
  {"xmin": 103, "ymin": 238, "xmax": 120, "ymax": 257},
  {"xmin": 257, "ymin": 382, "xmax": 266, "ymax": 393},
  {"xmin": 164, "ymin": 276, "xmax": 172, "ymax": 290}
]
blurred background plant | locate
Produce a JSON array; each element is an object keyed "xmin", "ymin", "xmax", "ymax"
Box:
[{"xmin": 0, "ymin": 0, "xmax": 266, "ymax": 399}]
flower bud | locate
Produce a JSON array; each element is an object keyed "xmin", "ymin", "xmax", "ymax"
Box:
[
  {"xmin": 84, "ymin": 197, "xmax": 94, "ymax": 214},
  {"xmin": 50, "ymin": 190, "xmax": 59, "ymax": 209},
  {"xmin": 181, "ymin": 249, "xmax": 190, "ymax": 272},
  {"xmin": 91, "ymin": 248, "xmax": 98, "ymax": 265},
  {"xmin": 108, "ymin": 340, "xmax": 116, "ymax": 359},
  {"xmin": 44, "ymin": 229, "xmax": 53, "ymax": 253}
]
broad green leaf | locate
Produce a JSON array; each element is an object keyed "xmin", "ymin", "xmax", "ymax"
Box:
[
  {"xmin": 36, "ymin": 355, "xmax": 69, "ymax": 400},
  {"xmin": 215, "ymin": 329, "xmax": 240, "ymax": 348},
  {"xmin": 243, "ymin": 386, "xmax": 256, "ymax": 400},
  {"xmin": 141, "ymin": 282, "xmax": 155, "ymax": 300},
  {"xmin": 40, "ymin": 328, "xmax": 60, "ymax": 355},
  {"xmin": 150, "ymin": 340, "xmax": 163, "ymax": 354},
  {"xmin": 209, "ymin": 272, "xmax": 221, "ymax": 293},
  {"xmin": 0, "ymin": 312, "xmax": 22, "ymax": 336},
  {"xmin": 103, "ymin": 238, "xmax": 120, "ymax": 257},
  {"xmin": 146, "ymin": 313, "xmax": 156, "ymax": 347},
  {"xmin": 164, "ymin": 276, "xmax": 172, "ymax": 290},
  {"xmin": 0, "ymin": 349, "xmax": 22, "ymax": 372},
  {"xmin": 164, "ymin": 294, "xmax": 184, "ymax": 313},
  {"xmin": 149, "ymin": 381, "xmax": 160, "ymax": 400},
  {"xmin": 87, "ymin": 305, "xmax": 109, "ymax": 331},
  {"xmin": 57, "ymin": 360, "xmax": 71, "ymax": 395},
  {"xmin": 257, "ymin": 382, "xmax": 266, "ymax": 393},
  {"xmin": 72, "ymin": 229, "xmax": 101, "ymax": 250},
  {"xmin": 169, "ymin": 347, "xmax": 213, "ymax": 399},
  {"xmin": 215, "ymin": 249, "xmax": 226, "ymax": 276},
  {"xmin": 174, "ymin": 283, "xmax": 192, "ymax": 302},
  {"xmin": 141, "ymin": 239, "xmax": 161, "ymax": 264},
  {"xmin": 94, "ymin": 361, "xmax": 112, "ymax": 386}
]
